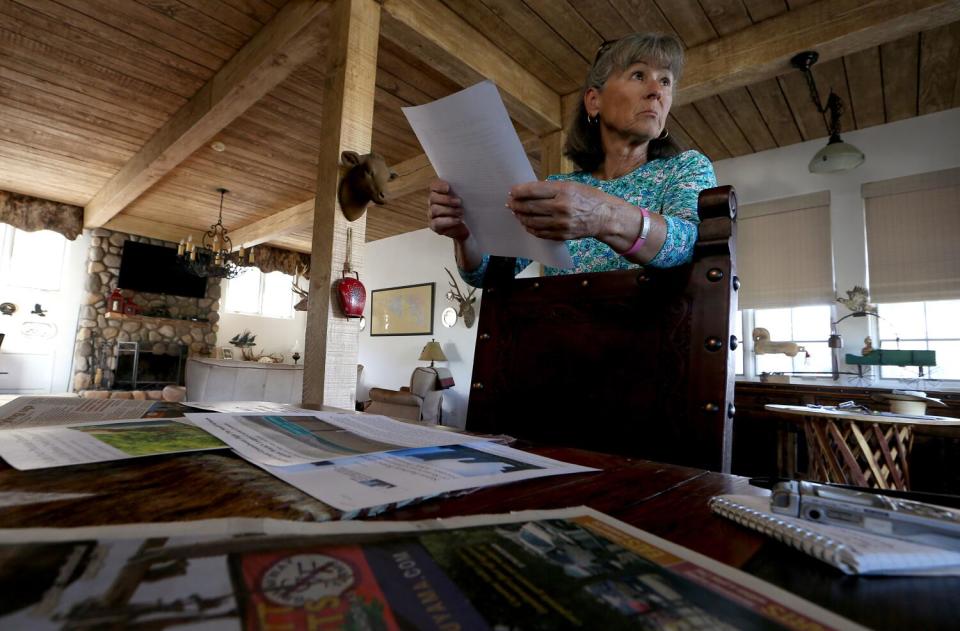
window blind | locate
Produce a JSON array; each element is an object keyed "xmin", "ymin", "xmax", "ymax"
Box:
[
  {"xmin": 737, "ymin": 191, "xmax": 834, "ymax": 309},
  {"xmin": 863, "ymin": 168, "xmax": 960, "ymax": 303}
]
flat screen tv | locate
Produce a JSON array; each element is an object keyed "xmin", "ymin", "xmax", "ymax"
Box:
[{"xmin": 118, "ymin": 240, "xmax": 208, "ymax": 298}]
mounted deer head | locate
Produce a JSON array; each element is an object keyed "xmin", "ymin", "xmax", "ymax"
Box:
[
  {"xmin": 292, "ymin": 263, "xmax": 309, "ymax": 311},
  {"xmin": 444, "ymin": 267, "xmax": 478, "ymax": 328},
  {"xmin": 338, "ymin": 151, "xmax": 398, "ymax": 221}
]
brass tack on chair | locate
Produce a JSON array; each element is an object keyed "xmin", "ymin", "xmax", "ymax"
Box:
[
  {"xmin": 532, "ymin": 282, "xmax": 540, "ymax": 289},
  {"xmin": 730, "ymin": 335, "xmax": 739, "ymax": 351},
  {"xmin": 703, "ymin": 403, "xmax": 720, "ymax": 413},
  {"xmin": 635, "ymin": 272, "xmax": 649, "ymax": 283},
  {"xmin": 727, "ymin": 403, "xmax": 736, "ymax": 418},
  {"xmin": 732, "ymin": 276, "xmax": 741, "ymax": 291},
  {"xmin": 704, "ymin": 336, "xmax": 723, "ymax": 352},
  {"xmin": 479, "ymin": 333, "xmax": 490, "ymax": 341},
  {"xmin": 581, "ymin": 280, "xmax": 589, "ymax": 287},
  {"xmin": 707, "ymin": 268, "xmax": 724, "ymax": 282},
  {"xmin": 471, "ymin": 382, "xmax": 484, "ymax": 390}
]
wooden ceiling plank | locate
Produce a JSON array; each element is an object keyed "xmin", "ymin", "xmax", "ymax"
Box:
[
  {"xmin": 606, "ymin": 0, "xmax": 678, "ymax": 38},
  {"xmin": 438, "ymin": 0, "xmax": 578, "ymax": 93},
  {"xmin": 381, "ymin": 0, "xmax": 562, "ymax": 135},
  {"xmin": 843, "ymin": 47, "xmax": 886, "ymax": 129},
  {"xmin": 669, "ymin": 104, "xmax": 731, "ymax": 160},
  {"xmin": 521, "ymin": 0, "xmax": 605, "ymax": 64},
  {"xmin": 919, "ymin": 21, "xmax": 960, "ymax": 114},
  {"xmin": 747, "ymin": 77, "xmax": 803, "ymax": 146},
  {"xmin": 377, "ymin": 40, "xmax": 462, "ymax": 100},
  {"xmin": 478, "ymin": 0, "xmax": 592, "ymax": 75},
  {"xmin": 881, "ymin": 33, "xmax": 921, "ymax": 122},
  {"xmin": 0, "ymin": 0, "xmax": 205, "ymax": 98},
  {"xmin": 376, "ymin": 67, "xmax": 437, "ymax": 107},
  {"xmin": 83, "ymin": 0, "xmax": 331, "ymax": 228},
  {"xmin": 0, "ymin": 140, "xmax": 116, "ymax": 179},
  {"xmin": 134, "ymin": 0, "xmax": 251, "ymax": 50},
  {"xmin": 0, "ymin": 106, "xmax": 136, "ymax": 167},
  {"xmin": 776, "ymin": 72, "xmax": 827, "ymax": 141},
  {"xmin": 177, "ymin": 0, "xmax": 263, "ymax": 36},
  {"xmin": 679, "ymin": 0, "xmax": 960, "ymax": 106},
  {"xmin": 15, "ymin": 0, "xmax": 212, "ymax": 79},
  {"xmin": 565, "ymin": 0, "xmax": 634, "ymax": 41},
  {"xmin": 220, "ymin": 0, "xmax": 281, "ymax": 24},
  {"xmin": 700, "ymin": 0, "xmax": 754, "ymax": 36},
  {"xmin": 0, "ymin": 95, "xmax": 145, "ymax": 151},
  {"xmin": 666, "ymin": 113, "xmax": 704, "ymax": 154},
  {"xmin": 0, "ymin": 64, "xmax": 167, "ymax": 133},
  {"xmin": 54, "ymin": 0, "xmax": 230, "ymax": 69},
  {"xmin": 693, "ymin": 96, "xmax": 754, "ymax": 156},
  {"xmin": 654, "ymin": 0, "xmax": 718, "ymax": 47},
  {"xmin": 0, "ymin": 33, "xmax": 185, "ymax": 118},
  {"xmin": 741, "ymin": 0, "xmax": 789, "ymax": 23}
]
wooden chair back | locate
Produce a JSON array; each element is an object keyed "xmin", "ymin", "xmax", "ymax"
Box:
[{"xmin": 466, "ymin": 186, "xmax": 739, "ymax": 472}]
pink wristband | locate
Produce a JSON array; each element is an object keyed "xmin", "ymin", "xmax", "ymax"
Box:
[{"xmin": 622, "ymin": 207, "xmax": 650, "ymax": 257}]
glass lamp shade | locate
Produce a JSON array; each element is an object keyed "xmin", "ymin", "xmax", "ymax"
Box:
[
  {"xmin": 418, "ymin": 340, "xmax": 447, "ymax": 363},
  {"xmin": 808, "ymin": 136, "xmax": 865, "ymax": 173}
]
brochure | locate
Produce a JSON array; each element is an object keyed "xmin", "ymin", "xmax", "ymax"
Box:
[
  {"xmin": 0, "ymin": 419, "xmax": 226, "ymax": 471},
  {"xmin": 0, "ymin": 396, "xmax": 210, "ymax": 430},
  {"xmin": 0, "ymin": 507, "xmax": 864, "ymax": 630},
  {"xmin": 184, "ymin": 412, "xmax": 492, "ymax": 467}
]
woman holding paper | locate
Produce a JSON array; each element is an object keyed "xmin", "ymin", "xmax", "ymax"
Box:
[{"xmin": 427, "ymin": 33, "xmax": 716, "ymax": 285}]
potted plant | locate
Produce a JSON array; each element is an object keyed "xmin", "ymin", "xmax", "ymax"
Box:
[{"xmin": 229, "ymin": 330, "xmax": 257, "ymax": 360}]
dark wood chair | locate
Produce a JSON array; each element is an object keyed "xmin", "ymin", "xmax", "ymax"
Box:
[{"xmin": 466, "ymin": 186, "xmax": 739, "ymax": 472}]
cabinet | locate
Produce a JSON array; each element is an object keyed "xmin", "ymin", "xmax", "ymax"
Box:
[{"xmin": 186, "ymin": 358, "xmax": 303, "ymax": 403}]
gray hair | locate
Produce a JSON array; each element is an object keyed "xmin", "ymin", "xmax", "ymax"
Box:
[{"xmin": 564, "ymin": 33, "xmax": 685, "ymax": 173}]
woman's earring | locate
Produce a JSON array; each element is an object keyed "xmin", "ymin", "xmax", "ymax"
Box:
[
  {"xmin": 587, "ymin": 113, "xmax": 600, "ymax": 125},
  {"xmin": 658, "ymin": 128, "xmax": 670, "ymax": 140}
]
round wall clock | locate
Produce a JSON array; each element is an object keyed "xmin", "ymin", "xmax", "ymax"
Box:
[
  {"xmin": 441, "ymin": 307, "xmax": 458, "ymax": 328},
  {"xmin": 0, "ymin": 302, "xmax": 16, "ymax": 316}
]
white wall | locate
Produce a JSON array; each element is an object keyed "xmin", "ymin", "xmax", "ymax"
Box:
[
  {"xmin": 713, "ymin": 108, "xmax": 960, "ymax": 373},
  {"xmin": 358, "ymin": 230, "xmax": 486, "ymax": 429},
  {"xmin": 218, "ymin": 310, "xmax": 307, "ymax": 362}
]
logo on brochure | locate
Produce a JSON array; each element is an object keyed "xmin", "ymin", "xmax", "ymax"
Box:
[{"xmin": 260, "ymin": 554, "xmax": 355, "ymax": 606}]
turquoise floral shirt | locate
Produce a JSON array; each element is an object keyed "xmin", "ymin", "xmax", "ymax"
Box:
[{"xmin": 460, "ymin": 150, "xmax": 717, "ymax": 287}]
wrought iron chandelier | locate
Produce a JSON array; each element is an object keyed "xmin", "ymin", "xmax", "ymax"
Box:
[{"xmin": 178, "ymin": 188, "xmax": 254, "ymax": 279}]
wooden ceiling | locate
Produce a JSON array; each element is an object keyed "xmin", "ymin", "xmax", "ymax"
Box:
[{"xmin": 1, "ymin": 0, "xmax": 958, "ymax": 252}]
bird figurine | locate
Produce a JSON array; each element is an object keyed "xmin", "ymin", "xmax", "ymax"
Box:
[
  {"xmin": 837, "ymin": 286, "xmax": 877, "ymax": 314},
  {"xmin": 862, "ymin": 336, "xmax": 874, "ymax": 356},
  {"xmin": 30, "ymin": 303, "xmax": 47, "ymax": 317}
]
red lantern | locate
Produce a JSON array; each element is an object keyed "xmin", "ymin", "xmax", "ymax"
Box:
[
  {"xmin": 108, "ymin": 288, "xmax": 124, "ymax": 313},
  {"xmin": 336, "ymin": 271, "xmax": 366, "ymax": 318}
]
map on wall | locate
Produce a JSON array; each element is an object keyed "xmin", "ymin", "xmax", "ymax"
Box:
[{"xmin": 370, "ymin": 283, "xmax": 434, "ymax": 336}]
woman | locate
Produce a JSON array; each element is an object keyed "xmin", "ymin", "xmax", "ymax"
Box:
[{"xmin": 428, "ymin": 33, "xmax": 717, "ymax": 286}]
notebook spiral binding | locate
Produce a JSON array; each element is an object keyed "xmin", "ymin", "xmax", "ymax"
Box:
[{"xmin": 709, "ymin": 496, "xmax": 853, "ymax": 573}]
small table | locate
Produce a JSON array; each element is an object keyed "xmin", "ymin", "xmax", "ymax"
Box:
[{"xmin": 766, "ymin": 404, "xmax": 960, "ymax": 490}]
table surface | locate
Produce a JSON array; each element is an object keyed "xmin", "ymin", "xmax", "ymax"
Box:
[
  {"xmin": 766, "ymin": 403, "xmax": 960, "ymax": 427},
  {"xmin": 0, "ymin": 443, "xmax": 956, "ymax": 629}
]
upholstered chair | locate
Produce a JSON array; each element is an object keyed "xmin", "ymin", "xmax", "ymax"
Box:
[{"xmin": 366, "ymin": 367, "xmax": 443, "ymax": 423}]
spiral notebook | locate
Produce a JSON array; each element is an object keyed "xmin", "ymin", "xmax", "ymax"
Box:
[{"xmin": 709, "ymin": 494, "xmax": 960, "ymax": 576}]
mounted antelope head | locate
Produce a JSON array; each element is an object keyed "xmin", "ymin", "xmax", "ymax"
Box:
[
  {"xmin": 292, "ymin": 263, "xmax": 309, "ymax": 311},
  {"xmin": 444, "ymin": 267, "xmax": 478, "ymax": 328},
  {"xmin": 338, "ymin": 151, "xmax": 398, "ymax": 221}
]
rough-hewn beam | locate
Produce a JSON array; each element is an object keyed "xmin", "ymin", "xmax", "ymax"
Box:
[
  {"xmin": 83, "ymin": 0, "xmax": 332, "ymax": 228},
  {"xmin": 104, "ymin": 215, "xmax": 204, "ymax": 245},
  {"xmin": 380, "ymin": 0, "xmax": 561, "ymax": 135},
  {"xmin": 303, "ymin": 0, "xmax": 380, "ymax": 408},
  {"xmin": 678, "ymin": 0, "xmax": 960, "ymax": 105}
]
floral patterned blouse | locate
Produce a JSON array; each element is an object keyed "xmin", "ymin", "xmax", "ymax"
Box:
[{"xmin": 459, "ymin": 150, "xmax": 717, "ymax": 287}]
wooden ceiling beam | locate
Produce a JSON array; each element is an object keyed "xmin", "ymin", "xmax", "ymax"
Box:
[
  {"xmin": 104, "ymin": 215, "xmax": 204, "ymax": 245},
  {"xmin": 677, "ymin": 0, "xmax": 960, "ymax": 105},
  {"xmin": 82, "ymin": 0, "xmax": 333, "ymax": 228},
  {"xmin": 379, "ymin": 0, "xmax": 562, "ymax": 135}
]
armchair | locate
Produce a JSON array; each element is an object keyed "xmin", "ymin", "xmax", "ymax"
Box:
[{"xmin": 366, "ymin": 367, "xmax": 443, "ymax": 423}]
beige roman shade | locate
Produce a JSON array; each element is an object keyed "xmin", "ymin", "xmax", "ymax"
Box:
[
  {"xmin": 863, "ymin": 167, "xmax": 960, "ymax": 303},
  {"xmin": 737, "ymin": 191, "xmax": 834, "ymax": 309}
]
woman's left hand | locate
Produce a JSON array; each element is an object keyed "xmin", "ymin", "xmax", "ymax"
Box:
[{"xmin": 507, "ymin": 181, "xmax": 618, "ymax": 241}]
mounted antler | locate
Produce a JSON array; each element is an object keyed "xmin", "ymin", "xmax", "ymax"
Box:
[
  {"xmin": 292, "ymin": 263, "xmax": 309, "ymax": 311},
  {"xmin": 444, "ymin": 267, "xmax": 478, "ymax": 327}
]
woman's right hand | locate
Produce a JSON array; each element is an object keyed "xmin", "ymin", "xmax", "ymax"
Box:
[{"xmin": 428, "ymin": 179, "xmax": 470, "ymax": 242}]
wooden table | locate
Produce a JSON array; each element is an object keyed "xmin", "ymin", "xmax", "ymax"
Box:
[
  {"xmin": 0, "ymin": 446, "xmax": 957, "ymax": 629},
  {"xmin": 767, "ymin": 404, "xmax": 960, "ymax": 491}
]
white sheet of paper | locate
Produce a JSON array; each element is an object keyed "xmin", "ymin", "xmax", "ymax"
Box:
[{"xmin": 403, "ymin": 81, "xmax": 573, "ymax": 269}]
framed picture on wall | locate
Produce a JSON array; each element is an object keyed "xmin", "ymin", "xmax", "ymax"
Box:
[{"xmin": 370, "ymin": 282, "xmax": 435, "ymax": 336}]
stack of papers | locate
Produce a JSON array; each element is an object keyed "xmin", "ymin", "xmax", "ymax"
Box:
[{"xmin": 0, "ymin": 397, "xmax": 596, "ymax": 515}]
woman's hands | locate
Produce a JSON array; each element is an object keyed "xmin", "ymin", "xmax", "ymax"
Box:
[
  {"xmin": 507, "ymin": 180, "xmax": 618, "ymax": 242},
  {"xmin": 428, "ymin": 179, "xmax": 470, "ymax": 242}
]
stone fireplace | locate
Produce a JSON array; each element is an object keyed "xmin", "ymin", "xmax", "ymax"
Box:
[{"xmin": 72, "ymin": 228, "xmax": 221, "ymax": 392}]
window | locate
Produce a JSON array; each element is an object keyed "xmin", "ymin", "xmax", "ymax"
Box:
[
  {"xmin": 877, "ymin": 300, "xmax": 960, "ymax": 380},
  {"xmin": 751, "ymin": 305, "xmax": 832, "ymax": 375},
  {"xmin": 0, "ymin": 226, "xmax": 67, "ymax": 291},
  {"xmin": 224, "ymin": 267, "xmax": 295, "ymax": 318}
]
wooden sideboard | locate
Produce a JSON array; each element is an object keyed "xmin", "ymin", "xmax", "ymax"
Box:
[
  {"xmin": 732, "ymin": 381, "xmax": 960, "ymax": 493},
  {"xmin": 185, "ymin": 357, "xmax": 304, "ymax": 403}
]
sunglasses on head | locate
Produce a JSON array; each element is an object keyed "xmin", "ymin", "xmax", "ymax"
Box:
[{"xmin": 593, "ymin": 39, "xmax": 619, "ymax": 66}]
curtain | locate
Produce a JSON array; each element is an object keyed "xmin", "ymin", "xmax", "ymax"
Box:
[{"xmin": 0, "ymin": 190, "xmax": 83, "ymax": 240}]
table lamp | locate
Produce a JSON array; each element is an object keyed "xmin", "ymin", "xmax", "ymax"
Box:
[{"xmin": 418, "ymin": 339, "xmax": 447, "ymax": 367}]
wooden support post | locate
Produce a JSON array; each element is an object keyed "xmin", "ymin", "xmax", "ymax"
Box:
[
  {"xmin": 303, "ymin": 0, "xmax": 380, "ymax": 408},
  {"xmin": 538, "ymin": 92, "xmax": 579, "ymax": 179}
]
